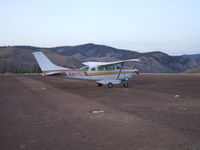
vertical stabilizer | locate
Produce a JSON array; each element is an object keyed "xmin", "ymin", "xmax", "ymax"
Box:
[{"xmin": 33, "ymin": 52, "xmax": 70, "ymax": 71}]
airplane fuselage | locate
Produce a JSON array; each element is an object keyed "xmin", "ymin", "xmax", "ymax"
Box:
[{"xmin": 43, "ymin": 69, "xmax": 135, "ymax": 81}]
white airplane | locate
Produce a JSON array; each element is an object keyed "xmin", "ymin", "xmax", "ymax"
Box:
[{"xmin": 33, "ymin": 52, "xmax": 140, "ymax": 88}]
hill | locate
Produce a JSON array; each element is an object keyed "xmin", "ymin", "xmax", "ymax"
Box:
[
  {"xmin": 184, "ymin": 54, "xmax": 200, "ymax": 59},
  {"xmin": 183, "ymin": 67, "xmax": 200, "ymax": 73},
  {"xmin": 0, "ymin": 43, "xmax": 200, "ymax": 73}
]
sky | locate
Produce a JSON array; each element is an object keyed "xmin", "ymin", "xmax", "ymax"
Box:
[{"xmin": 0, "ymin": 0, "xmax": 200, "ymax": 55}]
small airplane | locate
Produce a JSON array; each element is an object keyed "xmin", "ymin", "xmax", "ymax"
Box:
[{"xmin": 33, "ymin": 52, "xmax": 140, "ymax": 88}]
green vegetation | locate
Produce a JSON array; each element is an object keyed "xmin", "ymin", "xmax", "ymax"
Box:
[{"xmin": 1, "ymin": 67, "xmax": 41, "ymax": 74}]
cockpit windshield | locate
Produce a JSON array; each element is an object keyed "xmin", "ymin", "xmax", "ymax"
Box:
[{"xmin": 115, "ymin": 64, "xmax": 121, "ymax": 70}]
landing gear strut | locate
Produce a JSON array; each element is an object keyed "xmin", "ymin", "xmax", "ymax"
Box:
[
  {"xmin": 107, "ymin": 83, "xmax": 113, "ymax": 88},
  {"xmin": 123, "ymin": 81, "xmax": 129, "ymax": 88}
]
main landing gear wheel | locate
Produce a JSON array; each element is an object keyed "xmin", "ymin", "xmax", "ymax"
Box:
[
  {"xmin": 107, "ymin": 83, "xmax": 113, "ymax": 88},
  {"xmin": 97, "ymin": 83, "xmax": 103, "ymax": 87},
  {"xmin": 123, "ymin": 81, "xmax": 129, "ymax": 88}
]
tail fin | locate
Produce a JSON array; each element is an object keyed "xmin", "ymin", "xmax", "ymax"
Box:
[{"xmin": 33, "ymin": 52, "xmax": 70, "ymax": 71}]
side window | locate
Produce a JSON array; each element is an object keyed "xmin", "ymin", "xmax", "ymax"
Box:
[
  {"xmin": 105, "ymin": 65, "xmax": 115, "ymax": 70},
  {"xmin": 98, "ymin": 66, "xmax": 105, "ymax": 71},
  {"xmin": 91, "ymin": 67, "xmax": 96, "ymax": 71}
]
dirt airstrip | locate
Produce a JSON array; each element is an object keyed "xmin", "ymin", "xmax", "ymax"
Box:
[{"xmin": 0, "ymin": 74, "xmax": 200, "ymax": 150}]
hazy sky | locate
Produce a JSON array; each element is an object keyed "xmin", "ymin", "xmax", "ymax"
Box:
[{"xmin": 0, "ymin": 0, "xmax": 200, "ymax": 55}]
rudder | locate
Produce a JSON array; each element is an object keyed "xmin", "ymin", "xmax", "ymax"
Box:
[{"xmin": 33, "ymin": 52, "xmax": 70, "ymax": 71}]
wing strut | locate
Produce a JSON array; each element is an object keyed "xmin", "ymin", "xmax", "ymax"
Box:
[{"xmin": 117, "ymin": 62, "xmax": 124, "ymax": 79}]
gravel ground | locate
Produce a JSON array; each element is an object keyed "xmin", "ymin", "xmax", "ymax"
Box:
[{"xmin": 0, "ymin": 74, "xmax": 199, "ymax": 150}]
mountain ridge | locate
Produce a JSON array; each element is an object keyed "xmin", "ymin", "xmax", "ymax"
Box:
[{"xmin": 0, "ymin": 43, "xmax": 200, "ymax": 73}]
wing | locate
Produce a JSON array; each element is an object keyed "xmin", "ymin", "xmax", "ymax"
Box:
[{"xmin": 82, "ymin": 59, "xmax": 140, "ymax": 67}]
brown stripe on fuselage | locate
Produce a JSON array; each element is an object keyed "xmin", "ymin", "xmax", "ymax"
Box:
[
  {"xmin": 42, "ymin": 70, "xmax": 133, "ymax": 77},
  {"xmin": 87, "ymin": 71, "xmax": 133, "ymax": 76}
]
